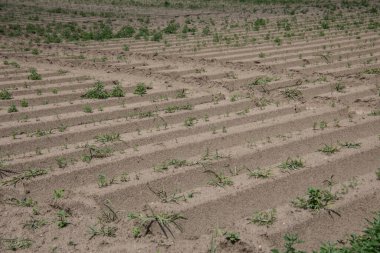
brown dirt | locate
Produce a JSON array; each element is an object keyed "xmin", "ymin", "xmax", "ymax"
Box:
[{"xmin": 0, "ymin": 1, "xmax": 380, "ymax": 252}]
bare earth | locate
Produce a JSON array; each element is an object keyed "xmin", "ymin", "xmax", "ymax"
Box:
[{"xmin": 0, "ymin": 0, "xmax": 379, "ymax": 252}]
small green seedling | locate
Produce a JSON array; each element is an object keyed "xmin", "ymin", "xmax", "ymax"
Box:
[
  {"xmin": 57, "ymin": 209, "xmax": 70, "ymax": 228},
  {"xmin": 224, "ymin": 231, "xmax": 240, "ymax": 244}
]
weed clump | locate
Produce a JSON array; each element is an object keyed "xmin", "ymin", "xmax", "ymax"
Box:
[
  {"xmin": 28, "ymin": 68, "xmax": 42, "ymax": 80},
  {"xmin": 0, "ymin": 89, "xmax": 12, "ymax": 100},
  {"xmin": 292, "ymin": 187, "xmax": 336, "ymax": 210},
  {"xmin": 128, "ymin": 208, "xmax": 186, "ymax": 238}
]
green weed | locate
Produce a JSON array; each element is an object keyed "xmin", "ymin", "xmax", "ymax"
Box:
[
  {"xmin": 247, "ymin": 167, "xmax": 272, "ymax": 178},
  {"xmin": 8, "ymin": 104, "xmax": 18, "ymax": 113},
  {"xmin": 292, "ymin": 187, "xmax": 337, "ymax": 210},
  {"xmin": 82, "ymin": 81, "xmax": 109, "ymax": 99},
  {"xmin": 28, "ymin": 68, "xmax": 42, "ymax": 80},
  {"xmin": 127, "ymin": 208, "xmax": 186, "ymax": 238},
  {"xmin": 0, "ymin": 89, "xmax": 12, "ymax": 100},
  {"xmin": 89, "ymin": 225, "xmax": 117, "ymax": 239},
  {"xmin": 1, "ymin": 238, "xmax": 33, "ymax": 251},
  {"xmin": 224, "ymin": 231, "xmax": 240, "ymax": 244},
  {"xmin": 282, "ymin": 88, "xmax": 303, "ymax": 100},
  {"xmin": 95, "ymin": 133, "xmax": 120, "ymax": 143},
  {"xmin": 250, "ymin": 209, "xmax": 277, "ymax": 226},
  {"xmin": 57, "ymin": 209, "xmax": 70, "ymax": 228},
  {"xmin": 278, "ymin": 158, "xmax": 304, "ymax": 171},
  {"xmin": 23, "ymin": 217, "xmax": 47, "ymax": 230},
  {"xmin": 134, "ymin": 83, "xmax": 148, "ymax": 96},
  {"xmin": 20, "ymin": 99, "xmax": 28, "ymax": 107},
  {"xmin": 1, "ymin": 169, "xmax": 47, "ymax": 186},
  {"xmin": 5, "ymin": 197, "xmax": 37, "ymax": 207},
  {"xmin": 205, "ymin": 170, "xmax": 233, "ymax": 187},
  {"xmin": 318, "ymin": 144, "xmax": 339, "ymax": 154}
]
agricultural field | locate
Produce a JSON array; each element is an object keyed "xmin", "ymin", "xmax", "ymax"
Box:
[{"xmin": 0, "ymin": 0, "xmax": 380, "ymax": 252}]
